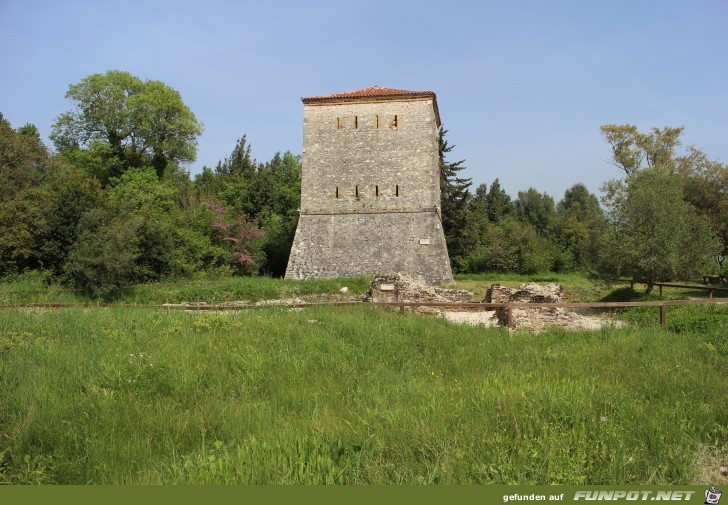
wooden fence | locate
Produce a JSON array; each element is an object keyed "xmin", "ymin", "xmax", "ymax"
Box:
[
  {"xmin": 2, "ymin": 297, "xmax": 726, "ymax": 329},
  {"xmin": 629, "ymin": 280, "xmax": 728, "ymax": 298}
]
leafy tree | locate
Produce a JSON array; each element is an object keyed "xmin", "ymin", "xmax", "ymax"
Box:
[
  {"xmin": 107, "ymin": 166, "xmax": 176, "ymax": 213},
  {"xmin": 51, "ymin": 70, "xmax": 203, "ymax": 180},
  {"xmin": 675, "ymin": 146, "xmax": 728, "ymax": 258},
  {"xmin": 485, "ymin": 178, "xmax": 513, "ymax": 223},
  {"xmin": 469, "ymin": 183, "xmax": 488, "ymax": 217},
  {"xmin": 200, "ymin": 135, "xmax": 301, "ymax": 275},
  {"xmin": 0, "ymin": 114, "xmax": 58, "ymax": 199},
  {"xmin": 515, "ymin": 188, "xmax": 556, "ymax": 237},
  {"xmin": 555, "ymin": 183, "xmax": 606, "ymax": 269},
  {"xmin": 599, "ymin": 169, "xmax": 720, "ymax": 293},
  {"xmin": 215, "ymin": 134, "xmax": 256, "ymax": 179},
  {"xmin": 64, "ymin": 208, "xmax": 143, "ymax": 298},
  {"xmin": 0, "ymin": 188, "xmax": 52, "ymax": 274},
  {"xmin": 438, "ymin": 127, "xmax": 472, "ymax": 260},
  {"xmin": 207, "ymin": 201, "xmax": 264, "ymax": 274},
  {"xmin": 459, "ymin": 221, "xmax": 518, "ymax": 273},
  {"xmin": 459, "ymin": 216, "xmax": 565, "ymax": 274},
  {"xmin": 38, "ymin": 172, "xmax": 103, "ymax": 276},
  {"xmin": 601, "ymin": 124, "xmax": 728, "ymax": 260},
  {"xmin": 600, "ymin": 124, "xmax": 684, "ymax": 176},
  {"xmin": 0, "ymin": 114, "xmax": 100, "ymax": 276}
]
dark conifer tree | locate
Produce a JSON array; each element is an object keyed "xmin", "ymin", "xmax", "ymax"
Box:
[{"xmin": 438, "ymin": 127, "xmax": 472, "ymax": 261}]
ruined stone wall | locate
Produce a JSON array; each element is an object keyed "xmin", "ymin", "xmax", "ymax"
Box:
[
  {"xmin": 363, "ymin": 273, "xmax": 473, "ymax": 303},
  {"xmin": 285, "ymin": 95, "xmax": 453, "ymax": 284}
]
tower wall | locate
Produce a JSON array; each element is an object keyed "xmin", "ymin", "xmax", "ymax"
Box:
[
  {"xmin": 287, "ymin": 212, "xmax": 452, "ymax": 285},
  {"xmin": 285, "ymin": 92, "xmax": 453, "ymax": 285}
]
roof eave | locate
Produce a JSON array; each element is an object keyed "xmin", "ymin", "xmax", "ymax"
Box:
[{"xmin": 302, "ymin": 94, "xmax": 441, "ymax": 127}]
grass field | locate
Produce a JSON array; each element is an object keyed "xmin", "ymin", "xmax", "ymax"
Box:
[
  {"xmin": 0, "ymin": 275, "xmax": 728, "ymax": 484},
  {"xmin": 0, "ymin": 273, "xmax": 726, "ymax": 484}
]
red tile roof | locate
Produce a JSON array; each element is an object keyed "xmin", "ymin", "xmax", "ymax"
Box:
[
  {"xmin": 302, "ymin": 85, "xmax": 441, "ymax": 125},
  {"xmin": 303, "ymin": 85, "xmax": 435, "ymax": 102}
]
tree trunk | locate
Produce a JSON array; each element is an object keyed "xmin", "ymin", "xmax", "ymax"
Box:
[{"xmin": 645, "ymin": 280, "xmax": 654, "ymax": 295}]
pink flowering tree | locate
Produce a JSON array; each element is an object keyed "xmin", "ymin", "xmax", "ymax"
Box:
[{"xmin": 206, "ymin": 201, "xmax": 264, "ymax": 271}]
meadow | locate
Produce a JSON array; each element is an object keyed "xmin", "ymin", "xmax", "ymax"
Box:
[{"xmin": 0, "ymin": 274, "xmax": 726, "ymax": 484}]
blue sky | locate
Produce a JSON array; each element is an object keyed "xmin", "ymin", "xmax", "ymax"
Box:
[{"xmin": 1, "ymin": 0, "xmax": 726, "ymax": 201}]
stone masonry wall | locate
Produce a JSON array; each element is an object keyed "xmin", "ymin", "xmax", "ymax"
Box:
[
  {"xmin": 286, "ymin": 211, "xmax": 453, "ymax": 285},
  {"xmin": 300, "ymin": 99, "xmax": 440, "ymax": 213},
  {"xmin": 285, "ymin": 93, "xmax": 453, "ymax": 284}
]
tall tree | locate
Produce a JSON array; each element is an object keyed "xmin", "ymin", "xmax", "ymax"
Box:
[
  {"xmin": 438, "ymin": 127, "xmax": 472, "ymax": 261},
  {"xmin": 215, "ymin": 134, "xmax": 256, "ymax": 179},
  {"xmin": 556, "ymin": 183, "xmax": 606, "ymax": 269},
  {"xmin": 599, "ymin": 169, "xmax": 719, "ymax": 293},
  {"xmin": 675, "ymin": 146, "xmax": 728, "ymax": 258},
  {"xmin": 485, "ymin": 177, "xmax": 513, "ymax": 223},
  {"xmin": 601, "ymin": 124, "xmax": 728, "ymax": 259},
  {"xmin": 600, "ymin": 124, "xmax": 684, "ymax": 176},
  {"xmin": 51, "ymin": 70, "xmax": 203, "ymax": 180},
  {"xmin": 515, "ymin": 188, "xmax": 556, "ymax": 237}
]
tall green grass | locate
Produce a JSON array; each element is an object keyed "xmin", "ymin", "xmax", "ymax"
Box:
[
  {"xmin": 1, "ymin": 303, "xmax": 725, "ymax": 484},
  {"xmin": 0, "ymin": 273, "xmax": 371, "ymax": 305}
]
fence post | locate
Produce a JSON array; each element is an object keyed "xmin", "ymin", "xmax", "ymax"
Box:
[
  {"xmin": 709, "ymin": 289, "xmax": 713, "ymax": 299},
  {"xmin": 399, "ymin": 304, "xmax": 405, "ymax": 313},
  {"xmin": 659, "ymin": 284, "xmax": 663, "ymax": 297},
  {"xmin": 505, "ymin": 306, "xmax": 513, "ymax": 329},
  {"xmin": 659, "ymin": 304, "xmax": 666, "ymax": 325}
]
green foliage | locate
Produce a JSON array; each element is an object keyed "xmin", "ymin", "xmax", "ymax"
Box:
[
  {"xmin": 0, "ymin": 187, "xmax": 52, "ymax": 274},
  {"xmin": 598, "ymin": 169, "xmax": 720, "ymax": 292},
  {"xmin": 51, "ymin": 70, "xmax": 203, "ymax": 180},
  {"xmin": 439, "ymin": 127, "xmax": 472, "ymax": 260},
  {"xmin": 107, "ymin": 166, "xmax": 176, "ymax": 212},
  {"xmin": 38, "ymin": 172, "xmax": 103, "ymax": 276},
  {"xmin": 63, "ymin": 208, "xmax": 143, "ymax": 298},
  {"xmin": 600, "ymin": 124, "xmax": 684, "ymax": 176},
  {"xmin": 0, "ymin": 116, "xmax": 56, "ymax": 200},
  {"xmin": 458, "ymin": 216, "xmax": 569, "ymax": 275},
  {"xmin": 601, "ymin": 124, "xmax": 728, "ymax": 257},
  {"xmin": 515, "ymin": 187, "xmax": 557, "ymax": 236},
  {"xmin": 485, "ymin": 178, "xmax": 514, "ymax": 223},
  {"xmin": 196, "ymin": 136, "xmax": 301, "ymax": 275},
  {"xmin": 555, "ymin": 183, "xmax": 607, "ymax": 269},
  {"xmin": 676, "ymin": 146, "xmax": 728, "ymax": 256}
]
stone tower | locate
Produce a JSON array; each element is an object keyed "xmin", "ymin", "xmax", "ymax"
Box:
[{"xmin": 285, "ymin": 85, "xmax": 453, "ymax": 285}]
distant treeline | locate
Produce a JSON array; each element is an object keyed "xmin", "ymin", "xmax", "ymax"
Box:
[{"xmin": 1, "ymin": 71, "xmax": 725, "ymax": 296}]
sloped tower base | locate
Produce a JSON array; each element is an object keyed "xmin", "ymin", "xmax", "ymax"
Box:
[{"xmin": 285, "ymin": 212, "xmax": 453, "ymax": 285}]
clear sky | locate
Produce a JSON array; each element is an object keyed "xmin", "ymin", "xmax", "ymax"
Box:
[{"xmin": 1, "ymin": 0, "xmax": 726, "ymax": 201}]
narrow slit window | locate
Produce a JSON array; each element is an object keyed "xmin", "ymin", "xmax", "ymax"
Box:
[
  {"xmin": 375, "ymin": 185, "xmax": 379, "ymax": 197},
  {"xmin": 336, "ymin": 186, "xmax": 339, "ymax": 199},
  {"xmin": 376, "ymin": 115, "xmax": 380, "ymax": 128},
  {"xmin": 395, "ymin": 185, "xmax": 399, "ymax": 197},
  {"xmin": 355, "ymin": 185, "xmax": 359, "ymax": 198},
  {"xmin": 391, "ymin": 114, "xmax": 398, "ymax": 128},
  {"xmin": 354, "ymin": 116, "xmax": 358, "ymax": 129},
  {"xmin": 336, "ymin": 117, "xmax": 341, "ymax": 129}
]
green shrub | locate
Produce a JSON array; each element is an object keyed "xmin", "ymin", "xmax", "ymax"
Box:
[{"xmin": 63, "ymin": 208, "xmax": 142, "ymax": 298}]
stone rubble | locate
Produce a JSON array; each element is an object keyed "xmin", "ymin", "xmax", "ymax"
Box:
[
  {"xmin": 485, "ymin": 283, "xmax": 616, "ymax": 331},
  {"xmin": 363, "ymin": 275, "xmax": 619, "ymax": 331},
  {"xmin": 164, "ymin": 275, "xmax": 619, "ymax": 332},
  {"xmin": 362, "ymin": 272, "xmax": 474, "ymax": 304}
]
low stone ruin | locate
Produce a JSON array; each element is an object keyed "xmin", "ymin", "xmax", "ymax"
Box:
[
  {"xmin": 362, "ymin": 273, "xmax": 473, "ymax": 304},
  {"xmin": 486, "ymin": 283, "xmax": 564, "ymax": 305},
  {"xmin": 485, "ymin": 283, "xmax": 607, "ymax": 331}
]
